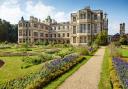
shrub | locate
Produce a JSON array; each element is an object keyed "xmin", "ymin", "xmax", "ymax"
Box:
[
  {"xmin": 0, "ymin": 43, "xmax": 11, "ymax": 49},
  {"xmin": 21, "ymin": 63, "xmax": 33, "ymax": 69},
  {"xmin": 45, "ymin": 48, "xmax": 60, "ymax": 54},
  {"xmin": 21, "ymin": 53, "xmax": 54, "ymax": 68},
  {"xmin": 79, "ymin": 47, "xmax": 89, "ymax": 56},
  {"xmin": 57, "ymin": 48, "xmax": 73, "ymax": 58},
  {"xmin": 38, "ymin": 53, "xmax": 53, "ymax": 62}
]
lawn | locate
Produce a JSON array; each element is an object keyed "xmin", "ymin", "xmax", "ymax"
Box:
[
  {"xmin": 120, "ymin": 48, "xmax": 128, "ymax": 57},
  {"xmin": 0, "ymin": 56, "xmax": 42, "ymax": 83},
  {"xmin": 98, "ymin": 47, "xmax": 112, "ymax": 89}
]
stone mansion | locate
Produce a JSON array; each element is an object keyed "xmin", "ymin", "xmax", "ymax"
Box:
[{"xmin": 18, "ymin": 6, "xmax": 108, "ymax": 46}]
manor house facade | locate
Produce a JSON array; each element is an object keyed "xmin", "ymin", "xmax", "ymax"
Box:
[{"xmin": 18, "ymin": 7, "xmax": 108, "ymax": 46}]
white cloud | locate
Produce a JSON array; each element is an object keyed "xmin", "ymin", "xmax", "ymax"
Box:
[
  {"xmin": 54, "ymin": 12, "xmax": 70, "ymax": 22},
  {"xmin": 0, "ymin": 0, "xmax": 23, "ymax": 24},
  {"xmin": 25, "ymin": 1, "xmax": 55, "ymax": 19},
  {"xmin": 108, "ymin": 21, "xmax": 119, "ymax": 35},
  {"xmin": 0, "ymin": 0, "xmax": 70, "ymax": 24}
]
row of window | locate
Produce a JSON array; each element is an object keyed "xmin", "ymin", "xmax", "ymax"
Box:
[
  {"xmin": 19, "ymin": 30, "xmax": 31, "ymax": 36},
  {"xmin": 72, "ymin": 14, "xmax": 99, "ymax": 22},
  {"xmin": 32, "ymin": 32, "xmax": 70, "ymax": 38},
  {"xmin": 19, "ymin": 38, "xmax": 70, "ymax": 43},
  {"xmin": 19, "ymin": 23, "xmax": 49, "ymax": 30},
  {"xmin": 19, "ymin": 38, "xmax": 31, "ymax": 43},
  {"xmin": 73, "ymin": 36, "xmax": 87, "ymax": 43},
  {"xmin": 73, "ymin": 24, "xmax": 97, "ymax": 34},
  {"xmin": 19, "ymin": 30, "xmax": 70, "ymax": 38},
  {"xmin": 52, "ymin": 26, "xmax": 69, "ymax": 30}
]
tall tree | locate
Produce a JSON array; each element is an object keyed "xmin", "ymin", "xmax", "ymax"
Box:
[{"xmin": 0, "ymin": 18, "xmax": 18, "ymax": 43}]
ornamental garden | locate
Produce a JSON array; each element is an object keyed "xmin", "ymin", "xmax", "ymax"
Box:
[{"xmin": 0, "ymin": 42, "xmax": 97, "ymax": 89}]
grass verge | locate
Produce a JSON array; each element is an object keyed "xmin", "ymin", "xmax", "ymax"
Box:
[
  {"xmin": 98, "ymin": 47, "xmax": 112, "ymax": 89},
  {"xmin": 43, "ymin": 56, "xmax": 92, "ymax": 89}
]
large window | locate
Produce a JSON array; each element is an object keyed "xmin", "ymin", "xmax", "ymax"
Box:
[
  {"xmin": 29, "ymin": 30, "xmax": 31, "ymax": 36},
  {"xmin": 80, "ymin": 24, "xmax": 86, "ymax": 33},
  {"xmin": 45, "ymin": 34, "xmax": 48, "ymax": 37},
  {"xmin": 19, "ymin": 30, "xmax": 22, "ymax": 36},
  {"xmin": 54, "ymin": 34, "xmax": 56, "ymax": 37},
  {"xmin": 45, "ymin": 26, "xmax": 48, "ymax": 30},
  {"xmin": 88, "ymin": 24, "xmax": 91, "ymax": 33},
  {"xmin": 73, "ymin": 37, "xmax": 76, "ymax": 43},
  {"xmin": 34, "ymin": 24, "xmax": 37, "ymax": 27},
  {"xmin": 73, "ymin": 26, "xmax": 76, "ymax": 34},
  {"xmin": 94, "ymin": 15, "xmax": 97, "ymax": 20},
  {"xmin": 58, "ymin": 26, "xmax": 60, "ymax": 30},
  {"xmin": 80, "ymin": 13, "xmax": 86, "ymax": 19},
  {"xmin": 87, "ymin": 13, "xmax": 91, "ymax": 19},
  {"xmin": 73, "ymin": 17, "xmax": 76, "ymax": 22},
  {"xmin": 94, "ymin": 24, "xmax": 97, "ymax": 33},
  {"xmin": 40, "ymin": 33, "xmax": 43, "ymax": 37},
  {"xmin": 80, "ymin": 36, "xmax": 86, "ymax": 43},
  {"xmin": 58, "ymin": 33, "xmax": 60, "ymax": 37},
  {"xmin": 19, "ymin": 23, "xmax": 22, "ymax": 27},
  {"xmin": 19, "ymin": 39, "xmax": 22, "ymax": 43},
  {"xmin": 23, "ymin": 30, "xmax": 26, "ymax": 36},
  {"xmin": 34, "ymin": 32, "xmax": 38, "ymax": 36},
  {"xmin": 63, "ymin": 33, "xmax": 65, "ymax": 37},
  {"xmin": 50, "ymin": 34, "xmax": 52, "ymax": 38},
  {"xmin": 67, "ymin": 33, "xmax": 69, "ymax": 37}
]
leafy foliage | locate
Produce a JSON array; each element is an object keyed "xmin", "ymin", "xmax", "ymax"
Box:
[
  {"xmin": 119, "ymin": 35, "xmax": 128, "ymax": 45},
  {"xmin": 0, "ymin": 19, "xmax": 18, "ymax": 42},
  {"xmin": 94, "ymin": 30, "xmax": 108, "ymax": 45}
]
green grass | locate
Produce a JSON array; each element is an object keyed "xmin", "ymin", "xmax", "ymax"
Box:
[
  {"xmin": 43, "ymin": 56, "xmax": 92, "ymax": 89},
  {"xmin": 0, "ymin": 56, "xmax": 42, "ymax": 83},
  {"xmin": 98, "ymin": 47, "xmax": 112, "ymax": 89},
  {"xmin": 120, "ymin": 48, "xmax": 128, "ymax": 57}
]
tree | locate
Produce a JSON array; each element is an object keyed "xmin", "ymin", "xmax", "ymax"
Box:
[
  {"xmin": 119, "ymin": 35, "xmax": 127, "ymax": 45},
  {"xmin": 94, "ymin": 30, "xmax": 108, "ymax": 45},
  {"xmin": 0, "ymin": 18, "xmax": 18, "ymax": 43}
]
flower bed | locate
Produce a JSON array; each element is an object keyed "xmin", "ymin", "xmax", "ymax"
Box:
[
  {"xmin": 0, "ymin": 52, "xmax": 37, "ymax": 57},
  {"xmin": 112, "ymin": 57, "xmax": 128, "ymax": 89},
  {"xmin": 0, "ymin": 53, "xmax": 86, "ymax": 89}
]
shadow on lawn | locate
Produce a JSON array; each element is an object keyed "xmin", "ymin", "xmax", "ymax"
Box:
[{"xmin": 0, "ymin": 59, "xmax": 4, "ymax": 68}]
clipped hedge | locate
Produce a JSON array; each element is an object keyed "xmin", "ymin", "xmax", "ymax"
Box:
[{"xmin": 0, "ymin": 53, "xmax": 86, "ymax": 89}]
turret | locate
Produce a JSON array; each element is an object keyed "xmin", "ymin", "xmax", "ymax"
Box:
[{"xmin": 21, "ymin": 16, "xmax": 24, "ymax": 21}]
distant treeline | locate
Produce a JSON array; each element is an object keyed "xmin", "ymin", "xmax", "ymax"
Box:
[{"xmin": 0, "ymin": 19, "xmax": 18, "ymax": 43}]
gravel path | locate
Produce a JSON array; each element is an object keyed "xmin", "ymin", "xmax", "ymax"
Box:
[{"xmin": 58, "ymin": 47, "xmax": 105, "ymax": 89}]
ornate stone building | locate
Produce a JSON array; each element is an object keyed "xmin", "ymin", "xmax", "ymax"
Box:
[{"xmin": 18, "ymin": 7, "xmax": 108, "ymax": 45}]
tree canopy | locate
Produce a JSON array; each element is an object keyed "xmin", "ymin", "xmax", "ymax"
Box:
[{"xmin": 0, "ymin": 19, "xmax": 18, "ymax": 43}]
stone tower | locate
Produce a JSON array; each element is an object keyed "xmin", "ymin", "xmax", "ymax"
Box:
[{"xmin": 120, "ymin": 23, "xmax": 125, "ymax": 36}]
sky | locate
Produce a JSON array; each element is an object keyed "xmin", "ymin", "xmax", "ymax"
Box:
[{"xmin": 0, "ymin": 0, "xmax": 128, "ymax": 35}]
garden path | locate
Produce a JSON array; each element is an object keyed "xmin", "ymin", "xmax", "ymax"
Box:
[{"xmin": 58, "ymin": 47, "xmax": 105, "ymax": 89}]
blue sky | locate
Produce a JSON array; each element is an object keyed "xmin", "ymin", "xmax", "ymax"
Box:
[{"xmin": 0, "ymin": 0, "xmax": 128, "ymax": 35}]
